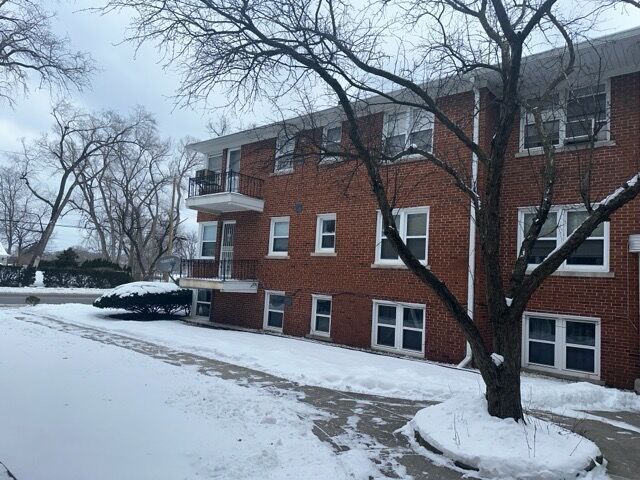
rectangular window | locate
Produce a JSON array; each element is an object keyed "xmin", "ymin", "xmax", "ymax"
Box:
[
  {"xmin": 207, "ymin": 153, "xmax": 223, "ymax": 172},
  {"xmin": 274, "ymin": 131, "xmax": 295, "ymax": 173},
  {"xmin": 315, "ymin": 213, "xmax": 336, "ymax": 253},
  {"xmin": 383, "ymin": 109, "xmax": 434, "ymax": 158},
  {"xmin": 322, "ymin": 123, "xmax": 342, "ymax": 163},
  {"xmin": 194, "ymin": 289, "xmax": 212, "ymax": 317},
  {"xmin": 523, "ymin": 313, "xmax": 600, "ymax": 378},
  {"xmin": 372, "ymin": 301, "xmax": 425, "ymax": 355},
  {"xmin": 517, "ymin": 206, "xmax": 608, "ymax": 272},
  {"xmin": 200, "ymin": 222, "xmax": 218, "ymax": 258},
  {"xmin": 311, "ymin": 295, "xmax": 332, "ymax": 336},
  {"xmin": 268, "ymin": 216, "xmax": 290, "ymax": 256},
  {"xmin": 264, "ymin": 291, "xmax": 286, "ymax": 331},
  {"xmin": 375, "ymin": 207, "xmax": 429, "ymax": 265}
]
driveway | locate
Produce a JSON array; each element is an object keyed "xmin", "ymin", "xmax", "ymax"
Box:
[
  {"xmin": 5, "ymin": 313, "xmax": 640, "ymax": 479},
  {"xmin": 0, "ymin": 292, "xmax": 102, "ymax": 305}
]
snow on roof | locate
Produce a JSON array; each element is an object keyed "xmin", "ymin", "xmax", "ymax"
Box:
[
  {"xmin": 98, "ymin": 281, "xmax": 181, "ymax": 299},
  {"xmin": 0, "ymin": 242, "xmax": 8, "ymax": 257}
]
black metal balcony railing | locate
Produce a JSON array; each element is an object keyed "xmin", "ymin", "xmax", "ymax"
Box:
[
  {"xmin": 180, "ymin": 258, "xmax": 257, "ymax": 281},
  {"xmin": 188, "ymin": 171, "xmax": 264, "ymax": 200}
]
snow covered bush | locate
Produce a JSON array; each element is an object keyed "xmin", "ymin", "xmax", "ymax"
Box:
[
  {"xmin": 0, "ymin": 265, "xmax": 36, "ymax": 287},
  {"xmin": 93, "ymin": 282, "xmax": 192, "ymax": 317},
  {"xmin": 43, "ymin": 268, "xmax": 132, "ymax": 288}
]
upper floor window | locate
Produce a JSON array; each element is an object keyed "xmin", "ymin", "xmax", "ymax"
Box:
[
  {"xmin": 520, "ymin": 82, "xmax": 609, "ymax": 151},
  {"xmin": 383, "ymin": 109, "xmax": 434, "ymax": 158},
  {"xmin": 207, "ymin": 153, "xmax": 223, "ymax": 172},
  {"xmin": 274, "ymin": 131, "xmax": 295, "ymax": 174},
  {"xmin": 200, "ymin": 222, "xmax": 218, "ymax": 258},
  {"xmin": 268, "ymin": 216, "xmax": 290, "ymax": 256},
  {"xmin": 315, "ymin": 213, "xmax": 336, "ymax": 253},
  {"xmin": 517, "ymin": 206, "xmax": 609, "ymax": 272},
  {"xmin": 375, "ymin": 207, "xmax": 429, "ymax": 265},
  {"xmin": 322, "ymin": 122, "xmax": 342, "ymax": 163}
]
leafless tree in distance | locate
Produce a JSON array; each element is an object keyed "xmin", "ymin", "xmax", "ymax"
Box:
[{"xmin": 106, "ymin": 0, "xmax": 640, "ymax": 419}]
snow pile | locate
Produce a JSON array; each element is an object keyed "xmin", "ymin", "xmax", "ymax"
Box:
[
  {"xmin": 407, "ymin": 395, "xmax": 602, "ymax": 479},
  {"xmin": 490, "ymin": 353, "xmax": 504, "ymax": 366},
  {"xmin": 97, "ymin": 281, "xmax": 180, "ymax": 299}
]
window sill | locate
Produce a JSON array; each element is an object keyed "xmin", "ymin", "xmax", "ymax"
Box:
[
  {"xmin": 522, "ymin": 366, "xmax": 602, "ymax": 384},
  {"xmin": 270, "ymin": 169, "xmax": 294, "ymax": 176},
  {"xmin": 372, "ymin": 345, "xmax": 424, "ymax": 358},
  {"xmin": 515, "ymin": 140, "xmax": 616, "ymax": 158},
  {"xmin": 527, "ymin": 269, "xmax": 613, "ymax": 278},
  {"xmin": 265, "ymin": 255, "xmax": 290, "ymax": 260},
  {"xmin": 381, "ymin": 153, "xmax": 430, "ymax": 165},
  {"xmin": 311, "ymin": 252, "xmax": 337, "ymax": 257},
  {"xmin": 371, "ymin": 263, "xmax": 430, "ymax": 270},
  {"xmin": 306, "ymin": 333, "xmax": 333, "ymax": 342}
]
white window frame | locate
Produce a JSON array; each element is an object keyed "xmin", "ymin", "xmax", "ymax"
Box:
[
  {"xmin": 315, "ymin": 213, "xmax": 336, "ymax": 253},
  {"xmin": 383, "ymin": 108, "xmax": 434, "ymax": 159},
  {"xmin": 522, "ymin": 312, "xmax": 601, "ymax": 380},
  {"xmin": 268, "ymin": 216, "xmax": 290, "ymax": 257},
  {"xmin": 207, "ymin": 153, "xmax": 223, "ymax": 172},
  {"xmin": 517, "ymin": 205, "xmax": 610, "ymax": 273},
  {"xmin": 263, "ymin": 290, "xmax": 286, "ymax": 332},
  {"xmin": 274, "ymin": 131, "xmax": 295, "ymax": 174},
  {"xmin": 198, "ymin": 221, "xmax": 218, "ymax": 259},
  {"xmin": 371, "ymin": 300, "xmax": 426, "ymax": 356},
  {"xmin": 375, "ymin": 207, "xmax": 429, "ymax": 266},
  {"xmin": 519, "ymin": 79, "xmax": 611, "ymax": 153},
  {"xmin": 310, "ymin": 294, "xmax": 332, "ymax": 337},
  {"xmin": 321, "ymin": 122, "xmax": 343, "ymax": 164},
  {"xmin": 192, "ymin": 289, "xmax": 212, "ymax": 318}
]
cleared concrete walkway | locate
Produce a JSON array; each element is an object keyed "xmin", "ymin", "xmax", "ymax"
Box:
[{"xmin": 9, "ymin": 313, "xmax": 640, "ymax": 479}]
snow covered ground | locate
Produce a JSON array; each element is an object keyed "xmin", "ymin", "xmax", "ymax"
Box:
[
  {"xmin": 0, "ymin": 286, "xmax": 108, "ymax": 295},
  {"xmin": 0, "ymin": 313, "xmax": 375, "ymax": 479},
  {"xmin": 16, "ymin": 304, "xmax": 640, "ymax": 419}
]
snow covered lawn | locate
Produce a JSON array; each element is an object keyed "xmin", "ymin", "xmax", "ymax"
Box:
[
  {"xmin": 0, "ymin": 313, "xmax": 374, "ymax": 479},
  {"xmin": 17, "ymin": 304, "xmax": 640, "ymax": 418}
]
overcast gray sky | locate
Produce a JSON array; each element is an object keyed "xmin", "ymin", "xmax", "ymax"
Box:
[{"xmin": 1, "ymin": 1, "xmax": 640, "ymax": 253}]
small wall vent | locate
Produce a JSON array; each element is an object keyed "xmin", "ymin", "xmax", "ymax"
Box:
[{"xmin": 629, "ymin": 234, "xmax": 640, "ymax": 253}]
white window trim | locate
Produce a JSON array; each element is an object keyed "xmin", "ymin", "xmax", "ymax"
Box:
[
  {"xmin": 315, "ymin": 213, "xmax": 336, "ymax": 253},
  {"xmin": 383, "ymin": 108, "xmax": 435, "ymax": 159},
  {"xmin": 268, "ymin": 216, "xmax": 290, "ymax": 257},
  {"xmin": 522, "ymin": 312, "xmax": 601, "ymax": 380},
  {"xmin": 371, "ymin": 299, "xmax": 426, "ymax": 356},
  {"xmin": 310, "ymin": 294, "xmax": 332, "ymax": 337},
  {"xmin": 320, "ymin": 122, "xmax": 342, "ymax": 164},
  {"xmin": 517, "ymin": 205, "xmax": 610, "ymax": 273},
  {"xmin": 192, "ymin": 289, "xmax": 212, "ymax": 318},
  {"xmin": 518, "ymin": 79, "xmax": 611, "ymax": 153},
  {"xmin": 274, "ymin": 132, "xmax": 295, "ymax": 174},
  {"xmin": 198, "ymin": 221, "xmax": 218, "ymax": 259},
  {"xmin": 374, "ymin": 207, "xmax": 429, "ymax": 266},
  {"xmin": 263, "ymin": 290, "xmax": 286, "ymax": 332}
]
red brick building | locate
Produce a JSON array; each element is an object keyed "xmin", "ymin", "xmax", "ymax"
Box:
[{"xmin": 180, "ymin": 28, "xmax": 640, "ymax": 391}]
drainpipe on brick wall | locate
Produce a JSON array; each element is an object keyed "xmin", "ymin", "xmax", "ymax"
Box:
[
  {"xmin": 629, "ymin": 234, "xmax": 640, "ymax": 393},
  {"xmin": 458, "ymin": 81, "xmax": 480, "ymax": 369}
]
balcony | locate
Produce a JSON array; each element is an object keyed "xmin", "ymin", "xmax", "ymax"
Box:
[
  {"xmin": 179, "ymin": 259, "xmax": 258, "ymax": 294},
  {"xmin": 185, "ymin": 171, "xmax": 264, "ymax": 214}
]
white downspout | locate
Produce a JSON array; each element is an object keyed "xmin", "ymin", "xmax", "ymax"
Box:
[{"xmin": 458, "ymin": 81, "xmax": 480, "ymax": 368}]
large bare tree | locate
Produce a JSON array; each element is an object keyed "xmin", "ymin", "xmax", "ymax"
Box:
[
  {"xmin": 107, "ymin": 0, "xmax": 640, "ymax": 419},
  {"xmin": 0, "ymin": 0, "xmax": 92, "ymax": 104}
]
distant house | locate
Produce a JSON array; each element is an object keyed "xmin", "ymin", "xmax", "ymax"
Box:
[{"xmin": 0, "ymin": 242, "xmax": 8, "ymax": 265}]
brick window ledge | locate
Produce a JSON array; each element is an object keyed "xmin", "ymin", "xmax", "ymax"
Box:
[
  {"xmin": 371, "ymin": 263, "xmax": 431, "ymax": 270},
  {"xmin": 515, "ymin": 140, "xmax": 616, "ymax": 158},
  {"xmin": 526, "ymin": 269, "xmax": 614, "ymax": 278}
]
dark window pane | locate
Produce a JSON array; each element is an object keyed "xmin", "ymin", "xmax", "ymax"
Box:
[
  {"xmin": 567, "ymin": 240, "xmax": 604, "ymax": 266},
  {"xmin": 269, "ymin": 295, "xmax": 285, "ymax": 311},
  {"xmin": 321, "ymin": 235, "xmax": 335, "ymax": 249},
  {"xmin": 566, "ymin": 347, "xmax": 595, "ymax": 372},
  {"xmin": 377, "ymin": 326, "xmax": 395, "ymax": 347},
  {"xmin": 524, "ymin": 212, "xmax": 558, "ymax": 238},
  {"xmin": 406, "ymin": 213, "xmax": 427, "ymax": 236},
  {"xmin": 402, "ymin": 330, "xmax": 423, "ymax": 351},
  {"xmin": 197, "ymin": 289, "xmax": 212, "ymax": 302},
  {"xmin": 407, "ymin": 238, "xmax": 426, "ymax": 260},
  {"xmin": 377, "ymin": 305, "xmax": 396, "ymax": 325},
  {"xmin": 567, "ymin": 211, "xmax": 604, "ymax": 236},
  {"xmin": 268, "ymin": 311, "xmax": 283, "ymax": 328},
  {"xmin": 196, "ymin": 302, "xmax": 210, "ymax": 317},
  {"xmin": 566, "ymin": 321, "xmax": 596, "ymax": 346},
  {"xmin": 529, "ymin": 317, "xmax": 555, "ymax": 341},
  {"xmin": 380, "ymin": 238, "xmax": 398, "ymax": 260},
  {"xmin": 529, "ymin": 341, "xmax": 555, "ymax": 366},
  {"xmin": 315, "ymin": 315, "xmax": 330, "ymax": 333},
  {"xmin": 316, "ymin": 299, "xmax": 331, "ymax": 315},
  {"xmin": 201, "ymin": 241, "xmax": 216, "ymax": 257},
  {"xmin": 274, "ymin": 221, "xmax": 289, "ymax": 236},
  {"xmin": 273, "ymin": 237, "xmax": 289, "ymax": 253},
  {"xmin": 385, "ymin": 134, "xmax": 406, "ymax": 156},
  {"xmin": 322, "ymin": 219, "xmax": 335, "ymax": 234},
  {"xmin": 403, "ymin": 308, "xmax": 424, "ymax": 329},
  {"xmin": 528, "ymin": 239, "xmax": 556, "ymax": 264},
  {"xmin": 408, "ymin": 129, "xmax": 432, "ymax": 151},
  {"xmin": 524, "ymin": 120, "xmax": 560, "ymax": 149}
]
